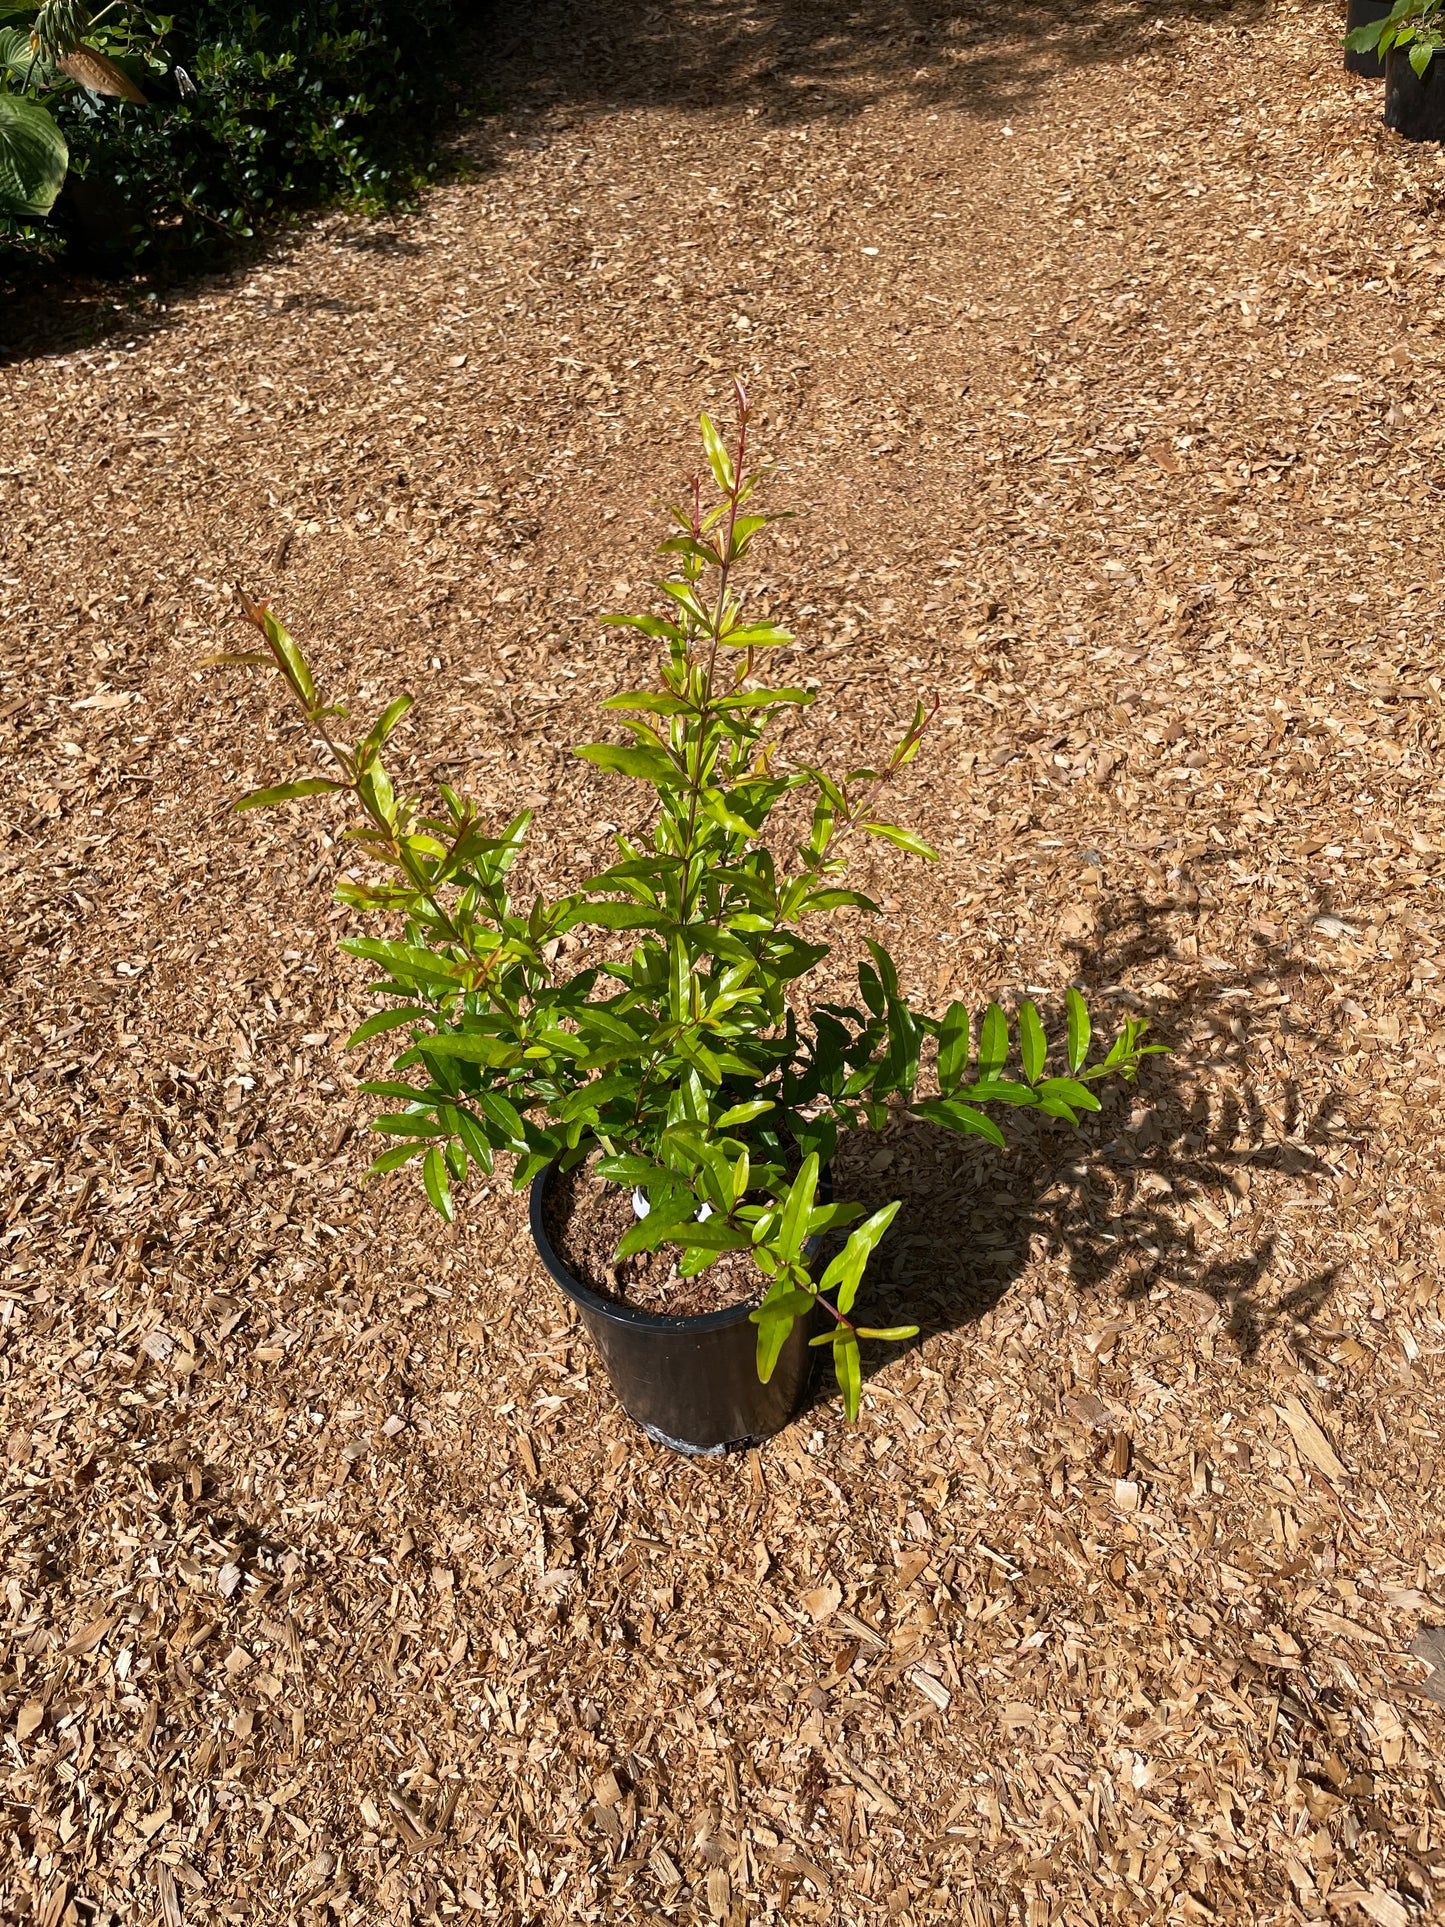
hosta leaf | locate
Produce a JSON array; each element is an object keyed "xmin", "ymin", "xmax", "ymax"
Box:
[{"xmin": 0, "ymin": 92, "xmax": 67, "ymax": 218}]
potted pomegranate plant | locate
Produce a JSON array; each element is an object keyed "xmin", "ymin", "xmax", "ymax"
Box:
[
  {"xmin": 217, "ymin": 387, "xmax": 1162, "ymax": 1454},
  {"xmin": 1347, "ymin": 0, "xmax": 1445, "ymax": 135}
]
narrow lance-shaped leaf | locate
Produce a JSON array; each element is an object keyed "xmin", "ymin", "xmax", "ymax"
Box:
[
  {"xmin": 833, "ymin": 1329, "xmax": 862, "ymax": 1423},
  {"xmin": 937, "ymin": 1001, "xmax": 970, "ymax": 1094},
  {"xmin": 423, "ymin": 1145, "xmax": 455, "ymax": 1222},
  {"xmin": 978, "ymin": 1002, "xmax": 1008, "ymax": 1078},
  {"xmin": 1018, "ymin": 999, "xmax": 1046, "ymax": 1085},
  {"xmin": 1066, "ymin": 986, "xmax": 1091, "ymax": 1074}
]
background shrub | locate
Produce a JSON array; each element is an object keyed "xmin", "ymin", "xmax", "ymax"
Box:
[{"xmin": 40, "ymin": 0, "xmax": 461, "ymax": 266}]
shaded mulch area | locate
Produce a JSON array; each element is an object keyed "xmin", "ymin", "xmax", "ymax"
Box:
[{"xmin": 3, "ymin": 2, "xmax": 1445, "ymax": 1923}]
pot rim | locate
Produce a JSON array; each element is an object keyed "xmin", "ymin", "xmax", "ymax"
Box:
[{"xmin": 529, "ymin": 1157, "xmax": 831, "ymax": 1336}]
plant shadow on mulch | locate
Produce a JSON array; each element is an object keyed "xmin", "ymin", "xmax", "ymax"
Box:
[
  {"xmin": 478, "ymin": 0, "xmax": 1270, "ymax": 132},
  {"xmin": 810, "ymin": 883, "xmax": 1347, "ymax": 1405}
]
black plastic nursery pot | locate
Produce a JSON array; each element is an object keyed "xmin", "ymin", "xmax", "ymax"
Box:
[
  {"xmin": 1345, "ymin": 0, "xmax": 1391, "ymax": 78},
  {"xmin": 1385, "ymin": 45, "xmax": 1445, "ymax": 137},
  {"xmin": 529, "ymin": 1160, "xmax": 826, "ymax": 1457}
]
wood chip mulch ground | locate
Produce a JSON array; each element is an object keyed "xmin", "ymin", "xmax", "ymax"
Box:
[{"xmin": 3, "ymin": 1, "xmax": 1445, "ymax": 1922}]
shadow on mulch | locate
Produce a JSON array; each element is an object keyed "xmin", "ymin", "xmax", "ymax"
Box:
[
  {"xmin": 810, "ymin": 882, "xmax": 1346, "ymax": 1406},
  {"xmin": 476, "ymin": 0, "xmax": 1271, "ymax": 131}
]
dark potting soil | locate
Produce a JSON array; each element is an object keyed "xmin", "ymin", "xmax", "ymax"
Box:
[{"xmin": 542, "ymin": 1160, "xmax": 766, "ymax": 1317}]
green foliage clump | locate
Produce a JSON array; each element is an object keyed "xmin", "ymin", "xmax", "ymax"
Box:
[
  {"xmin": 1347, "ymin": 0, "xmax": 1445, "ymax": 76},
  {"xmin": 220, "ymin": 389, "xmax": 1165, "ymax": 1418},
  {"xmin": 3, "ymin": 0, "xmax": 459, "ymax": 262}
]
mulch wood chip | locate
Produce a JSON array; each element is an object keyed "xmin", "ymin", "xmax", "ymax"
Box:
[{"xmin": 2, "ymin": 1, "xmax": 1444, "ymax": 1922}]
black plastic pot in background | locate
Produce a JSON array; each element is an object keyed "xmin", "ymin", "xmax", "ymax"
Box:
[
  {"xmin": 1345, "ymin": 0, "xmax": 1392, "ymax": 78},
  {"xmin": 1385, "ymin": 45, "xmax": 1445, "ymax": 139},
  {"xmin": 529, "ymin": 1160, "xmax": 830, "ymax": 1457}
]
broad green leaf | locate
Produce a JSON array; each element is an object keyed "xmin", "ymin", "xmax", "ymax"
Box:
[
  {"xmin": 0, "ymin": 91, "xmax": 66, "ymax": 217},
  {"xmin": 1018, "ymin": 999, "xmax": 1046, "ymax": 1084},
  {"xmin": 937, "ymin": 1001, "xmax": 971, "ymax": 1094},
  {"xmin": 1065, "ymin": 986, "xmax": 1091, "ymax": 1074},
  {"xmin": 235, "ymin": 777, "xmax": 344, "ymax": 810},
  {"xmin": 715, "ymin": 1098, "xmax": 774, "ymax": 1128},
  {"xmin": 1411, "ymin": 36, "xmax": 1434, "ymax": 74}
]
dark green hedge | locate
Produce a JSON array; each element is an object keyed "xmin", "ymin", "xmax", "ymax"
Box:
[{"xmin": 50, "ymin": 0, "xmax": 461, "ymax": 266}]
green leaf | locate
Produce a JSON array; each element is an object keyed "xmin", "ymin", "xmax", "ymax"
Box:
[
  {"xmin": 423, "ymin": 1146, "xmax": 455, "ymax": 1222},
  {"xmin": 1411, "ymin": 35, "xmax": 1434, "ymax": 72},
  {"xmin": 575, "ymin": 743, "xmax": 679, "ymax": 783},
  {"xmin": 0, "ymin": 27, "xmax": 45, "ymax": 85},
  {"xmin": 357, "ymin": 692, "xmax": 414, "ymax": 768},
  {"xmin": 978, "ymin": 1002, "xmax": 1008, "ymax": 1078},
  {"xmin": 1018, "ymin": 999, "xmax": 1046, "ymax": 1085},
  {"xmin": 600, "ymin": 691, "xmax": 693, "ymax": 715},
  {"xmin": 367, "ymin": 1142, "xmax": 430, "ymax": 1175},
  {"xmin": 699, "ymin": 411, "xmax": 735, "ymax": 491},
  {"xmin": 777, "ymin": 1152, "xmax": 819, "ymax": 1261},
  {"xmin": 722, "ymin": 624, "xmax": 795, "ymax": 649},
  {"xmin": 1035, "ymin": 1076, "xmax": 1102, "ymax": 1113},
  {"xmin": 340, "ymin": 938, "xmax": 464, "ymax": 988},
  {"xmin": 716, "ymin": 687, "xmax": 815, "ymax": 711},
  {"xmin": 753, "ymin": 1304, "xmax": 796, "ymax": 1383},
  {"xmin": 859, "ymin": 822, "xmax": 938, "ymax": 860},
  {"xmin": 909, "ymin": 1097, "xmax": 1007, "ymax": 1149},
  {"xmin": 1065, "ymin": 986, "xmax": 1091, "ymax": 1074},
  {"xmin": 474, "ymin": 1089, "xmax": 527, "ymax": 1146},
  {"xmin": 957, "ymin": 1077, "xmax": 1038, "ymax": 1107},
  {"xmin": 249, "ymin": 601, "xmax": 316, "ymax": 707},
  {"xmin": 234, "ymin": 778, "xmax": 345, "ymax": 811},
  {"xmin": 937, "ymin": 1001, "xmax": 971, "ymax": 1094},
  {"xmin": 601, "ymin": 612, "xmax": 682, "ymax": 640},
  {"xmin": 0, "ymin": 92, "xmax": 67, "ymax": 218},
  {"xmin": 818, "ymin": 1201, "xmax": 901, "ymax": 1314},
  {"xmin": 411, "ymin": 1032, "xmax": 511, "ymax": 1067},
  {"xmin": 371, "ymin": 1115, "xmax": 449, "ymax": 1138},
  {"xmin": 345, "ymin": 1007, "xmax": 428, "ymax": 1048},
  {"xmin": 854, "ymin": 1325, "xmax": 920, "ymax": 1342},
  {"xmin": 833, "ymin": 1330, "xmax": 862, "ymax": 1422},
  {"xmin": 715, "ymin": 1098, "xmax": 775, "ymax": 1129}
]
